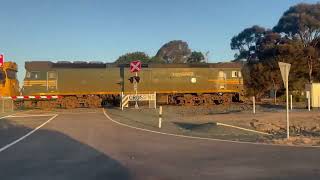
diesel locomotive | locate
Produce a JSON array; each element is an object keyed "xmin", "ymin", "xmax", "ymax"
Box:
[
  {"xmin": 20, "ymin": 61, "xmax": 244, "ymax": 108},
  {"xmin": 0, "ymin": 62, "xmax": 19, "ymax": 97}
]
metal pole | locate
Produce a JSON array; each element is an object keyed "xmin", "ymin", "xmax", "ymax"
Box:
[
  {"xmin": 159, "ymin": 106, "xmax": 162, "ymax": 128},
  {"xmin": 286, "ymin": 67, "xmax": 290, "ymax": 139},
  {"xmin": 252, "ymin": 96, "xmax": 255, "ymax": 114},
  {"xmin": 135, "ymin": 72, "xmax": 139, "ymax": 109},
  {"xmin": 290, "ymin": 94, "xmax": 293, "ymax": 110}
]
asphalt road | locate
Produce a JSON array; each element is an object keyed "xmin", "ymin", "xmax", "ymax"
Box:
[{"xmin": 0, "ymin": 109, "xmax": 320, "ymax": 180}]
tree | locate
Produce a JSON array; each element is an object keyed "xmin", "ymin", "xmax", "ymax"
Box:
[
  {"xmin": 230, "ymin": 25, "xmax": 266, "ymax": 61},
  {"xmin": 187, "ymin": 51, "xmax": 205, "ymax": 63},
  {"xmin": 273, "ymin": 3, "xmax": 320, "ymax": 82},
  {"xmin": 155, "ymin": 40, "xmax": 192, "ymax": 63},
  {"xmin": 149, "ymin": 56, "xmax": 166, "ymax": 64},
  {"xmin": 115, "ymin": 52, "xmax": 150, "ymax": 64}
]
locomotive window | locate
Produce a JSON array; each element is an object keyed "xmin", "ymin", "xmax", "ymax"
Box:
[
  {"xmin": 48, "ymin": 72, "xmax": 57, "ymax": 79},
  {"xmin": 0, "ymin": 70, "xmax": 5, "ymax": 80},
  {"xmin": 6, "ymin": 69, "xmax": 17, "ymax": 79},
  {"xmin": 26, "ymin": 71, "xmax": 31, "ymax": 78},
  {"xmin": 218, "ymin": 71, "xmax": 226, "ymax": 79},
  {"xmin": 238, "ymin": 71, "xmax": 242, "ymax": 77},
  {"xmin": 232, "ymin": 71, "xmax": 238, "ymax": 78},
  {"xmin": 30, "ymin": 71, "xmax": 40, "ymax": 79}
]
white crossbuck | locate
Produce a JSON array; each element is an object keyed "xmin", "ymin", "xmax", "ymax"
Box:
[{"xmin": 121, "ymin": 92, "xmax": 156, "ymax": 110}]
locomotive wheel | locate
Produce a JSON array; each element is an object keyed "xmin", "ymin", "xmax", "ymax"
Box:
[
  {"xmin": 202, "ymin": 94, "xmax": 213, "ymax": 105},
  {"xmin": 184, "ymin": 94, "xmax": 193, "ymax": 106},
  {"xmin": 24, "ymin": 101, "xmax": 35, "ymax": 108},
  {"xmin": 87, "ymin": 96, "xmax": 102, "ymax": 108},
  {"xmin": 222, "ymin": 94, "xmax": 232, "ymax": 105},
  {"xmin": 192, "ymin": 96, "xmax": 202, "ymax": 106},
  {"xmin": 37, "ymin": 101, "xmax": 49, "ymax": 109},
  {"xmin": 176, "ymin": 96, "xmax": 185, "ymax": 105},
  {"xmin": 64, "ymin": 96, "xmax": 78, "ymax": 109}
]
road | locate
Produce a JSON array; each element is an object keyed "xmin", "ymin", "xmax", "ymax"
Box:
[{"xmin": 0, "ymin": 109, "xmax": 320, "ymax": 180}]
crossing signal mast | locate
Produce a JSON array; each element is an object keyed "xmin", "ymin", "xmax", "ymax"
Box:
[{"xmin": 130, "ymin": 60, "xmax": 142, "ymax": 109}]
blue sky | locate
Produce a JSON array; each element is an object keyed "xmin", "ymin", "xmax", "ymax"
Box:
[{"xmin": 0, "ymin": 0, "xmax": 318, "ymax": 81}]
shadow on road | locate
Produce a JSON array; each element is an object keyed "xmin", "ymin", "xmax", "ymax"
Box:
[{"xmin": 0, "ymin": 119, "xmax": 131, "ymax": 180}]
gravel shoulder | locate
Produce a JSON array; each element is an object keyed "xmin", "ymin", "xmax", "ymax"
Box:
[{"xmin": 106, "ymin": 104, "xmax": 320, "ymax": 146}]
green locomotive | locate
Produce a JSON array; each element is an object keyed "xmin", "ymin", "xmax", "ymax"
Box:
[{"xmin": 22, "ymin": 61, "xmax": 244, "ymax": 108}]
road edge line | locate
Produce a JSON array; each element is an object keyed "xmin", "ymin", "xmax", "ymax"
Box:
[
  {"xmin": 0, "ymin": 114, "xmax": 58, "ymax": 153},
  {"xmin": 216, "ymin": 122, "xmax": 272, "ymax": 136},
  {"xmin": 102, "ymin": 108, "xmax": 320, "ymax": 149},
  {"xmin": 0, "ymin": 110, "xmax": 34, "ymax": 120}
]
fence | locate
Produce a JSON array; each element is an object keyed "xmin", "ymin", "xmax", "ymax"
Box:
[{"xmin": 0, "ymin": 97, "xmax": 14, "ymax": 113}]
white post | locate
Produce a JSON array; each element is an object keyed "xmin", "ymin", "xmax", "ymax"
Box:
[
  {"xmin": 252, "ymin": 96, "xmax": 256, "ymax": 114},
  {"xmin": 307, "ymin": 91, "xmax": 311, "ymax": 112},
  {"xmin": 285, "ymin": 68, "xmax": 289, "ymax": 139},
  {"xmin": 154, "ymin": 92, "xmax": 156, "ymax": 109},
  {"xmin": 159, "ymin": 106, "xmax": 162, "ymax": 128},
  {"xmin": 121, "ymin": 92, "xmax": 124, "ymax": 111},
  {"xmin": 308, "ymin": 96, "xmax": 311, "ymax": 111},
  {"xmin": 290, "ymin": 94, "xmax": 293, "ymax": 110},
  {"xmin": 134, "ymin": 72, "xmax": 139, "ymax": 109}
]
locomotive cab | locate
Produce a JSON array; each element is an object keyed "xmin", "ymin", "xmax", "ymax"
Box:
[{"xmin": 0, "ymin": 62, "xmax": 19, "ymax": 97}]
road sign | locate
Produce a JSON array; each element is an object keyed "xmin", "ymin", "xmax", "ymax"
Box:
[
  {"xmin": 278, "ymin": 62, "xmax": 291, "ymax": 87},
  {"xmin": 121, "ymin": 92, "xmax": 157, "ymax": 110},
  {"xmin": 278, "ymin": 62, "xmax": 291, "ymax": 139},
  {"xmin": 0, "ymin": 54, "xmax": 4, "ymax": 67},
  {"xmin": 130, "ymin": 60, "xmax": 142, "ymax": 73}
]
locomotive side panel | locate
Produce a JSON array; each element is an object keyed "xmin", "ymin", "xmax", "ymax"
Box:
[
  {"xmin": 122, "ymin": 67, "xmax": 243, "ymax": 94},
  {"xmin": 56, "ymin": 68, "xmax": 120, "ymax": 95},
  {"xmin": 21, "ymin": 61, "xmax": 244, "ymax": 108}
]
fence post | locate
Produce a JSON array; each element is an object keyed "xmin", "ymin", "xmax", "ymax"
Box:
[
  {"xmin": 307, "ymin": 91, "xmax": 311, "ymax": 111},
  {"xmin": 154, "ymin": 92, "xmax": 157, "ymax": 109},
  {"xmin": 252, "ymin": 96, "xmax": 256, "ymax": 114},
  {"xmin": 290, "ymin": 95, "xmax": 293, "ymax": 110},
  {"xmin": 158, "ymin": 106, "xmax": 162, "ymax": 128}
]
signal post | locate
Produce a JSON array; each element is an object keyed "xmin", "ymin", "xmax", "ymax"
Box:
[
  {"xmin": 130, "ymin": 60, "xmax": 142, "ymax": 109},
  {"xmin": 278, "ymin": 62, "xmax": 291, "ymax": 139}
]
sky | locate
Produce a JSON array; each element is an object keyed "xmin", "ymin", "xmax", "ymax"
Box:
[{"xmin": 0, "ymin": 0, "xmax": 319, "ymax": 81}]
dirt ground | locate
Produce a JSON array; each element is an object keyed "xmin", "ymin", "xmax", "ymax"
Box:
[{"xmin": 107, "ymin": 103, "xmax": 320, "ymax": 146}]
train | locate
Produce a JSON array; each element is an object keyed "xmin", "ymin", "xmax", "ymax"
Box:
[
  {"xmin": 1, "ymin": 61, "xmax": 244, "ymax": 109},
  {"xmin": 22, "ymin": 61, "xmax": 244, "ymax": 108},
  {"xmin": 0, "ymin": 62, "xmax": 20, "ymax": 97}
]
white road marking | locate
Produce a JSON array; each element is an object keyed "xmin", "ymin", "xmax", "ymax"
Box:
[
  {"xmin": 216, "ymin": 122, "xmax": 271, "ymax": 136},
  {"xmin": 0, "ymin": 114, "xmax": 58, "ymax": 153},
  {"xmin": 102, "ymin": 108, "xmax": 320, "ymax": 148},
  {"xmin": 7, "ymin": 114, "xmax": 57, "ymax": 118},
  {"xmin": 0, "ymin": 110, "xmax": 34, "ymax": 120}
]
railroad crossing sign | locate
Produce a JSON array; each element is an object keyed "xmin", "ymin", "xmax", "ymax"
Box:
[
  {"xmin": 0, "ymin": 54, "xmax": 4, "ymax": 67},
  {"xmin": 130, "ymin": 60, "xmax": 142, "ymax": 73}
]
